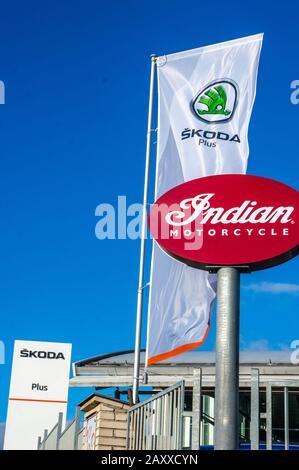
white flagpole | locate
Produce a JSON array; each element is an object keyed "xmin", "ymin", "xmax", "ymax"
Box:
[{"xmin": 132, "ymin": 54, "xmax": 156, "ymax": 404}]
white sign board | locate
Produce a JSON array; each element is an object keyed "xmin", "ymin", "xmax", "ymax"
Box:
[{"xmin": 4, "ymin": 340, "xmax": 72, "ymax": 450}]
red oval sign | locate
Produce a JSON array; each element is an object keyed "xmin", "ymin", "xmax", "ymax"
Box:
[{"xmin": 148, "ymin": 175, "xmax": 299, "ymax": 271}]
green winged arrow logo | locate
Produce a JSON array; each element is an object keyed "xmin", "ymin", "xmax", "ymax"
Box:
[
  {"xmin": 192, "ymin": 79, "xmax": 238, "ymax": 124},
  {"xmin": 198, "ymin": 85, "xmax": 231, "ymax": 116}
]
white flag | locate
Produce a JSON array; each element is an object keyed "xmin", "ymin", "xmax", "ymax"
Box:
[{"xmin": 146, "ymin": 34, "xmax": 263, "ymax": 365}]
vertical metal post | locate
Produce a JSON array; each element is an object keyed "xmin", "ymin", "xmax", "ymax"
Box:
[
  {"xmin": 56, "ymin": 412, "xmax": 63, "ymax": 450},
  {"xmin": 126, "ymin": 410, "xmax": 131, "ymax": 450},
  {"xmin": 266, "ymin": 384, "xmax": 272, "ymax": 450},
  {"xmin": 37, "ymin": 436, "xmax": 42, "ymax": 450},
  {"xmin": 178, "ymin": 381, "xmax": 185, "ymax": 450},
  {"xmin": 132, "ymin": 54, "xmax": 156, "ymax": 405},
  {"xmin": 42, "ymin": 429, "xmax": 48, "ymax": 450},
  {"xmin": 74, "ymin": 406, "xmax": 81, "ymax": 450},
  {"xmin": 192, "ymin": 368, "xmax": 202, "ymax": 450},
  {"xmin": 284, "ymin": 386, "xmax": 289, "ymax": 450},
  {"xmin": 214, "ymin": 267, "xmax": 240, "ymax": 450},
  {"xmin": 250, "ymin": 368, "xmax": 260, "ymax": 449}
]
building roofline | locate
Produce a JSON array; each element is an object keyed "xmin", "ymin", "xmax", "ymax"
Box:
[
  {"xmin": 73, "ymin": 349, "xmax": 294, "ymax": 371},
  {"xmin": 74, "ymin": 349, "xmax": 145, "ymax": 368}
]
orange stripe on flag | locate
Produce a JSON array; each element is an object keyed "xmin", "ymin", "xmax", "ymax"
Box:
[{"xmin": 146, "ymin": 323, "xmax": 210, "ymax": 366}]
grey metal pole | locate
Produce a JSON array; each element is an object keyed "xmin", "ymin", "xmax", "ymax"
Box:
[
  {"xmin": 191, "ymin": 368, "xmax": 202, "ymax": 449},
  {"xmin": 266, "ymin": 384, "xmax": 272, "ymax": 450},
  {"xmin": 214, "ymin": 267, "xmax": 240, "ymax": 450},
  {"xmin": 56, "ymin": 412, "xmax": 63, "ymax": 450},
  {"xmin": 74, "ymin": 406, "xmax": 81, "ymax": 450},
  {"xmin": 42, "ymin": 429, "xmax": 48, "ymax": 450},
  {"xmin": 284, "ymin": 386, "xmax": 289, "ymax": 450},
  {"xmin": 250, "ymin": 368, "xmax": 260, "ymax": 449},
  {"xmin": 132, "ymin": 54, "xmax": 156, "ymax": 405}
]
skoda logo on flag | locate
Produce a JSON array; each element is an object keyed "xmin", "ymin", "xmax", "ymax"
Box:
[{"xmin": 192, "ymin": 79, "xmax": 238, "ymax": 124}]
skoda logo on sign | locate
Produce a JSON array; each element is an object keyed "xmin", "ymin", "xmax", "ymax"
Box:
[{"xmin": 192, "ymin": 79, "xmax": 238, "ymax": 124}]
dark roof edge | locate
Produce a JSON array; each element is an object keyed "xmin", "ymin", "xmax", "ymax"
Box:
[
  {"xmin": 74, "ymin": 349, "xmax": 146, "ymax": 368},
  {"xmin": 78, "ymin": 392, "xmax": 129, "ymax": 408}
]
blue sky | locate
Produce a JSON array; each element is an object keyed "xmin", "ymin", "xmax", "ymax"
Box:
[{"xmin": 0, "ymin": 0, "xmax": 298, "ymax": 428}]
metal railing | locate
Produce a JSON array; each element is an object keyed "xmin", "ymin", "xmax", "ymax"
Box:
[
  {"xmin": 250, "ymin": 373, "xmax": 299, "ymax": 450},
  {"xmin": 127, "ymin": 381, "xmax": 185, "ymax": 450},
  {"xmin": 37, "ymin": 370, "xmax": 299, "ymax": 451},
  {"xmin": 44, "ymin": 419, "xmax": 61, "ymax": 450},
  {"xmin": 126, "ymin": 370, "xmax": 299, "ymax": 450},
  {"xmin": 37, "ymin": 408, "xmax": 83, "ymax": 450}
]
